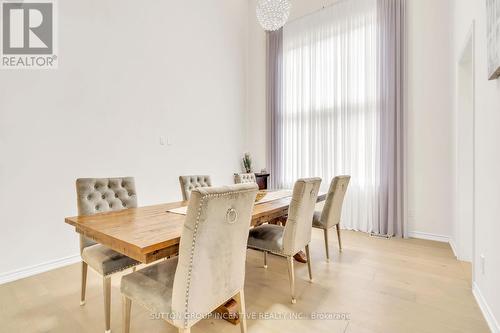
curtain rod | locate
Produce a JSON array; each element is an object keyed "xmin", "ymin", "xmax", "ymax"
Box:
[{"xmin": 286, "ymin": 0, "xmax": 351, "ymax": 24}]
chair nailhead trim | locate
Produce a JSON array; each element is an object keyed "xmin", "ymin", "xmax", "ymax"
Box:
[
  {"xmin": 182, "ymin": 189, "xmax": 255, "ymax": 328},
  {"xmin": 103, "ymin": 262, "xmax": 139, "ymax": 277},
  {"xmin": 247, "ymin": 245, "xmax": 285, "ymax": 256},
  {"xmin": 183, "ymin": 196, "xmax": 205, "ymax": 327}
]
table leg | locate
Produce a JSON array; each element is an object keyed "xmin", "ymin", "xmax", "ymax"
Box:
[
  {"xmin": 294, "ymin": 251, "xmax": 308, "ymax": 263},
  {"xmin": 215, "ymin": 298, "xmax": 240, "ymax": 325}
]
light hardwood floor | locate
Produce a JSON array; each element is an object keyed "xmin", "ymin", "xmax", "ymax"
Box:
[{"xmin": 0, "ymin": 230, "xmax": 489, "ymax": 333}]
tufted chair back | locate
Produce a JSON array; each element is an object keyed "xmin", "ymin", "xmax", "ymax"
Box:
[
  {"xmin": 234, "ymin": 173, "xmax": 257, "ymax": 184},
  {"xmin": 179, "ymin": 175, "xmax": 212, "ymax": 201},
  {"xmin": 76, "ymin": 177, "xmax": 138, "ymax": 253},
  {"xmin": 282, "ymin": 178, "xmax": 322, "ymax": 256},
  {"xmin": 171, "ymin": 183, "xmax": 258, "ymax": 329},
  {"xmin": 321, "ymin": 176, "xmax": 351, "ymax": 228}
]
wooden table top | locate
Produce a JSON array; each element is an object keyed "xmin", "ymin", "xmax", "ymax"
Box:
[{"xmin": 65, "ymin": 191, "xmax": 326, "ymax": 263}]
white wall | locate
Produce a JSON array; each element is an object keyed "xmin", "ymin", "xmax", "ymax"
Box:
[
  {"xmin": 246, "ymin": 0, "xmax": 455, "ymax": 238},
  {"xmin": 453, "ymin": 0, "xmax": 500, "ymax": 330},
  {"xmin": 406, "ymin": 0, "xmax": 455, "ymax": 239},
  {"xmin": 246, "ymin": 0, "xmax": 268, "ymax": 171},
  {"xmin": 0, "ymin": 0, "xmax": 249, "ymax": 279},
  {"xmin": 454, "ymin": 35, "xmax": 474, "ymax": 262}
]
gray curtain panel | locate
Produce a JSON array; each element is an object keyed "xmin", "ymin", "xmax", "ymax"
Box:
[
  {"xmin": 377, "ymin": 0, "xmax": 406, "ymax": 237},
  {"xmin": 266, "ymin": 28, "xmax": 283, "ymax": 189}
]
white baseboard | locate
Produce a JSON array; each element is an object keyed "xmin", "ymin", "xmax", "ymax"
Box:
[
  {"xmin": 0, "ymin": 254, "xmax": 80, "ymax": 285},
  {"xmin": 408, "ymin": 231, "xmax": 450, "ymax": 243},
  {"xmin": 473, "ymin": 282, "xmax": 500, "ymax": 333},
  {"xmin": 449, "ymin": 238, "xmax": 459, "ymax": 259}
]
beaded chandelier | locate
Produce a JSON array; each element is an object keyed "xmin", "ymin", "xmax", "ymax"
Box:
[{"xmin": 256, "ymin": 0, "xmax": 292, "ymax": 31}]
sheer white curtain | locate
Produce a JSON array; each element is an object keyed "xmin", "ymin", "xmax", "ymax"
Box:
[{"xmin": 276, "ymin": 0, "xmax": 378, "ymax": 232}]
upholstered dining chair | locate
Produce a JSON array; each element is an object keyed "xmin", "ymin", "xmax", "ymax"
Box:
[
  {"xmin": 76, "ymin": 177, "xmax": 140, "ymax": 333},
  {"xmin": 234, "ymin": 173, "xmax": 257, "ymax": 184},
  {"xmin": 312, "ymin": 176, "xmax": 351, "ymax": 261},
  {"xmin": 247, "ymin": 178, "xmax": 321, "ymax": 304},
  {"xmin": 179, "ymin": 175, "xmax": 212, "ymax": 201},
  {"xmin": 121, "ymin": 183, "xmax": 258, "ymax": 333}
]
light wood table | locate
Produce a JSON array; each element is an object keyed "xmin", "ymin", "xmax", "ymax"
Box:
[{"xmin": 65, "ymin": 190, "xmax": 326, "ymax": 324}]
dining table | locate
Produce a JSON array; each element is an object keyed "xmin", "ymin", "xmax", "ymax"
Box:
[{"xmin": 65, "ymin": 189, "xmax": 326, "ymax": 324}]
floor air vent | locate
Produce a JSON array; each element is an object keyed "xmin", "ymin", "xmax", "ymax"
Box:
[{"xmin": 369, "ymin": 232, "xmax": 392, "ymax": 239}]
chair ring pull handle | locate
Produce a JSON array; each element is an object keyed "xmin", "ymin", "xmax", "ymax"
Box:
[{"xmin": 226, "ymin": 208, "xmax": 238, "ymax": 224}]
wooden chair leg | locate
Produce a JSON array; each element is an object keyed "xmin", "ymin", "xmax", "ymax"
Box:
[
  {"xmin": 323, "ymin": 228, "xmax": 330, "ymax": 262},
  {"xmin": 263, "ymin": 251, "xmax": 268, "ymax": 268},
  {"xmin": 103, "ymin": 276, "xmax": 111, "ymax": 333},
  {"xmin": 336, "ymin": 224, "xmax": 342, "ymax": 251},
  {"xmin": 235, "ymin": 290, "xmax": 247, "ymax": 333},
  {"xmin": 80, "ymin": 261, "xmax": 87, "ymax": 306},
  {"xmin": 287, "ymin": 256, "xmax": 296, "ymax": 304},
  {"xmin": 123, "ymin": 296, "xmax": 131, "ymax": 333},
  {"xmin": 305, "ymin": 245, "xmax": 313, "ymax": 282}
]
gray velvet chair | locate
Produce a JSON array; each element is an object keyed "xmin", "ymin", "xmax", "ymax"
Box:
[
  {"xmin": 247, "ymin": 177, "xmax": 321, "ymax": 304},
  {"xmin": 121, "ymin": 183, "xmax": 258, "ymax": 333},
  {"xmin": 234, "ymin": 173, "xmax": 257, "ymax": 184},
  {"xmin": 76, "ymin": 177, "xmax": 140, "ymax": 333},
  {"xmin": 178, "ymin": 175, "xmax": 212, "ymax": 201},
  {"xmin": 312, "ymin": 176, "xmax": 351, "ymax": 261}
]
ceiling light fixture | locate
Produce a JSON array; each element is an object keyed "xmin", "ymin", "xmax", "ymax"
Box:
[{"xmin": 256, "ymin": 0, "xmax": 291, "ymax": 31}]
